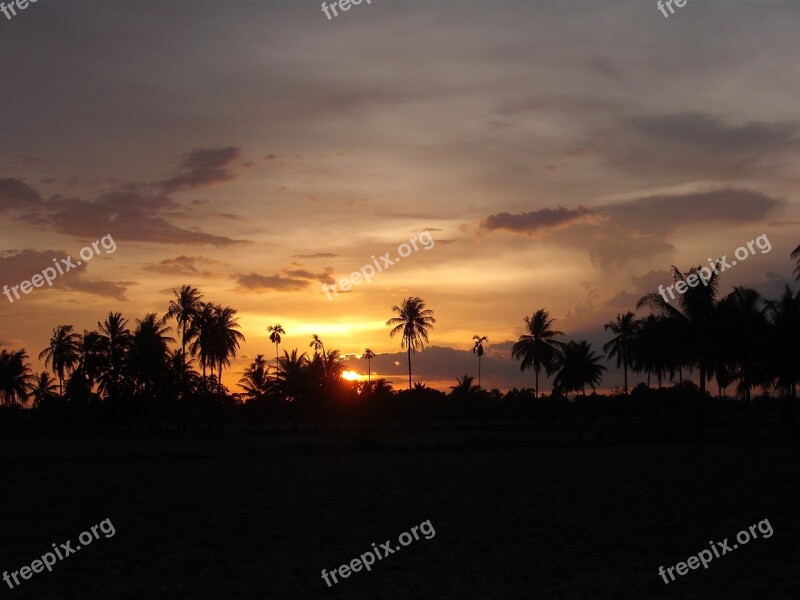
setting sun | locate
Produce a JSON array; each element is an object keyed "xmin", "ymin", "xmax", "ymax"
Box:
[{"xmin": 341, "ymin": 370, "xmax": 361, "ymax": 381}]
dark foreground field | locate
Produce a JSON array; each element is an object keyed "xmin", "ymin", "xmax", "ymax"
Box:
[{"xmin": 1, "ymin": 430, "xmax": 798, "ymax": 599}]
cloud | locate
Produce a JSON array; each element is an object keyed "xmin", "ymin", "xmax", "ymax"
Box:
[
  {"xmin": 0, "ymin": 178, "xmax": 43, "ymax": 212},
  {"xmin": 232, "ymin": 272, "xmax": 311, "ymax": 292},
  {"xmin": 482, "ymin": 205, "xmax": 604, "ymax": 234},
  {"xmin": 142, "ymin": 255, "xmax": 220, "ymax": 277},
  {"xmin": 284, "ymin": 267, "xmax": 335, "ymax": 285},
  {"xmin": 157, "ymin": 147, "xmax": 242, "ymax": 194},
  {"xmin": 293, "ymin": 252, "xmax": 339, "ymax": 259},
  {"xmin": 0, "ymin": 249, "xmax": 127, "ymax": 301}
]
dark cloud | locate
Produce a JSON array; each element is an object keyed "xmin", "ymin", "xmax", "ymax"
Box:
[
  {"xmin": 143, "ymin": 255, "xmax": 220, "ymax": 277},
  {"xmin": 0, "ymin": 178, "xmax": 43, "ymax": 212},
  {"xmin": 157, "ymin": 147, "xmax": 241, "ymax": 194},
  {"xmin": 292, "ymin": 252, "xmax": 339, "ymax": 259},
  {"xmin": 482, "ymin": 206, "xmax": 604, "ymax": 234},
  {"xmin": 0, "ymin": 249, "xmax": 127, "ymax": 301},
  {"xmin": 284, "ymin": 268, "xmax": 335, "ymax": 286},
  {"xmin": 232, "ymin": 272, "xmax": 311, "ymax": 292},
  {"xmin": 602, "ymin": 189, "xmax": 781, "ymax": 233}
]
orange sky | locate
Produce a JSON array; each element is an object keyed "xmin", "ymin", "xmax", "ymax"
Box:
[{"xmin": 2, "ymin": 1, "xmax": 799, "ymax": 391}]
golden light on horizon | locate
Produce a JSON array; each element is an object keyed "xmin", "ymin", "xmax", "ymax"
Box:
[{"xmin": 342, "ymin": 370, "xmax": 361, "ymax": 381}]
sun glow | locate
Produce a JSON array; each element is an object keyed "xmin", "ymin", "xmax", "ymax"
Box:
[{"xmin": 342, "ymin": 370, "xmax": 361, "ymax": 381}]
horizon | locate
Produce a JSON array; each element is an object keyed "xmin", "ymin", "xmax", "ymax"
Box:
[{"xmin": 2, "ymin": 0, "xmax": 800, "ymax": 394}]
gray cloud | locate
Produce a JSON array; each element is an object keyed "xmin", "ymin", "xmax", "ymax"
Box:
[{"xmin": 482, "ymin": 206, "xmax": 603, "ymax": 234}]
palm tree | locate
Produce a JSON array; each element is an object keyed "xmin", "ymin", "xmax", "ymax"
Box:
[
  {"xmin": 511, "ymin": 309, "xmax": 563, "ymax": 398},
  {"xmin": 309, "ymin": 334, "xmax": 325, "ymax": 358},
  {"xmin": 387, "ymin": 296, "xmax": 436, "ymax": 389},
  {"xmin": 38, "ymin": 325, "xmax": 81, "ymax": 396},
  {"xmin": 275, "ymin": 349, "xmax": 310, "ymax": 402},
  {"xmin": 268, "ymin": 324, "xmax": 285, "ymax": 372},
  {"xmin": 97, "ymin": 312, "xmax": 133, "ymax": 400},
  {"xmin": 363, "ymin": 349, "xmax": 375, "ymax": 382},
  {"xmin": 0, "ymin": 348, "xmax": 34, "ymax": 406},
  {"xmin": 767, "ymin": 284, "xmax": 800, "ymax": 399},
  {"xmin": 129, "ymin": 314, "xmax": 174, "ymax": 395},
  {"xmin": 30, "ymin": 371, "xmax": 58, "ymax": 408},
  {"xmin": 603, "ymin": 312, "xmax": 637, "ymax": 393},
  {"xmin": 792, "ymin": 244, "xmax": 800, "ymax": 280},
  {"xmin": 192, "ymin": 304, "xmax": 245, "ymax": 393},
  {"xmin": 717, "ymin": 287, "xmax": 768, "ymax": 402},
  {"xmin": 238, "ymin": 355, "xmax": 271, "ymax": 402},
  {"xmin": 450, "ymin": 374, "xmax": 480, "ymax": 399},
  {"xmin": 472, "ymin": 335, "xmax": 487, "ymax": 388},
  {"xmin": 553, "ymin": 340, "xmax": 607, "ymax": 396},
  {"xmin": 638, "ymin": 264, "xmax": 722, "ymax": 397},
  {"xmin": 78, "ymin": 330, "xmax": 106, "ymax": 389},
  {"xmin": 164, "ymin": 285, "xmax": 202, "ymax": 373}
]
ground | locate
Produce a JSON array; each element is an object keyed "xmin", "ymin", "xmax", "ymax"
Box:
[{"xmin": 0, "ymin": 429, "xmax": 797, "ymax": 599}]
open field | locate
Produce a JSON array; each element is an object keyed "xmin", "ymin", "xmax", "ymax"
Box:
[{"xmin": 0, "ymin": 432, "xmax": 798, "ymax": 599}]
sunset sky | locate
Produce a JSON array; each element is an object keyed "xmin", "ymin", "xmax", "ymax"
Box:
[{"xmin": 1, "ymin": 0, "xmax": 799, "ymax": 391}]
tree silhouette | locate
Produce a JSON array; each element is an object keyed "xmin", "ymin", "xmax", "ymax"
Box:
[
  {"xmin": 190, "ymin": 304, "xmax": 244, "ymax": 393},
  {"xmin": 129, "ymin": 314, "xmax": 174, "ymax": 396},
  {"xmin": 97, "ymin": 312, "xmax": 133, "ymax": 401},
  {"xmin": 717, "ymin": 287, "xmax": 767, "ymax": 402},
  {"xmin": 553, "ymin": 340, "xmax": 607, "ymax": 396},
  {"xmin": 638, "ymin": 264, "xmax": 722, "ymax": 397},
  {"xmin": 309, "ymin": 334, "xmax": 325, "ymax": 358},
  {"xmin": 603, "ymin": 313, "xmax": 636, "ymax": 393},
  {"xmin": 268, "ymin": 324, "xmax": 285, "ymax": 372},
  {"xmin": 511, "ymin": 309, "xmax": 563, "ymax": 398},
  {"xmin": 387, "ymin": 296, "xmax": 436, "ymax": 389},
  {"xmin": 238, "ymin": 355, "xmax": 271, "ymax": 402},
  {"xmin": 30, "ymin": 371, "xmax": 58, "ymax": 408},
  {"xmin": 165, "ymin": 285, "xmax": 202, "ymax": 376},
  {"xmin": 0, "ymin": 348, "xmax": 34, "ymax": 406},
  {"xmin": 363, "ymin": 348, "xmax": 375, "ymax": 382},
  {"xmin": 792, "ymin": 244, "xmax": 800, "ymax": 280},
  {"xmin": 38, "ymin": 325, "xmax": 81, "ymax": 397},
  {"xmin": 472, "ymin": 335, "xmax": 487, "ymax": 388}
]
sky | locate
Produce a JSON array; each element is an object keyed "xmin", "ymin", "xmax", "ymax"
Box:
[{"xmin": 1, "ymin": 0, "xmax": 799, "ymax": 392}]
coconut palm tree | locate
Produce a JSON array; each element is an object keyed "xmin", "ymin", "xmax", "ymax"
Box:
[
  {"xmin": 268, "ymin": 324, "xmax": 285, "ymax": 372},
  {"xmin": 387, "ymin": 296, "xmax": 436, "ymax": 389},
  {"xmin": 38, "ymin": 325, "xmax": 81, "ymax": 396},
  {"xmin": 164, "ymin": 285, "xmax": 202, "ymax": 373},
  {"xmin": 309, "ymin": 334, "xmax": 325, "ymax": 358},
  {"xmin": 553, "ymin": 340, "xmax": 607, "ymax": 396},
  {"xmin": 450, "ymin": 374, "xmax": 480, "ymax": 399},
  {"xmin": 603, "ymin": 312, "xmax": 637, "ymax": 393},
  {"xmin": 191, "ymin": 304, "xmax": 244, "ymax": 393},
  {"xmin": 97, "ymin": 312, "xmax": 133, "ymax": 400},
  {"xmin": 275, "ymin": 349, "xmax": 310, "ymax": 402},
  {"xmin": 717, "ymin": 287, "xmax": 768, "ymax": 402},
  {"xmin": 792, "ymin": 244, "xmax": 800, "ymax": 280},
  {"xmin": 30, "ymin": 371, "xmax": 58, "ymax": 408},
  {"xmin": 78, "ymin": 330, "xmax": 106, "ymax": 390},
  {"xmin": 511, "ymin": 309, "xmax": 563, "ymax": 398},
  {"xmin": 0, "ymin": 348, "xmax": 34, "ymax": 406},
  {"xmin": 238, "ymin": 354, "xmax": 271, "ymax": 402},
  {"xmin": 128, "ymin": 314, "xmax": 174, "ymax": 395},
  {"xmin": 767, "ymin": 284, "xmax": 800, "ymax": 399},
  {"xmin": 472, "ymin": 335, "xmax": 487, "ymax": 388},
  {"xmin": 363, "ymin": 348, "xmax": 375, "ymax": 382},
  {"xmin": 638, "ymin": 264, "xmax": 722, "ymax": 397}
]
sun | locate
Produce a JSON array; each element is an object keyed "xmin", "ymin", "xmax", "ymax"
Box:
[{"xmin": 342, "ymin": 370, "xmax": 361, "ymax": 381}]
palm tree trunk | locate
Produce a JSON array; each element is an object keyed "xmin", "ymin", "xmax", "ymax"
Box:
[
  {"xmin": 478, "ymin": 356, "xmax": 481, "ymax": 388},
  {"xmin": 623, "ymin": 360, "xmax": 628, "ymax": 393},
  {"xmin": 368, "ymin": 359, "xmax": 371, "ymax": 382},
  {"xmin": 407, "ymin": 343, "xmax": 412, "ymax": 389},
  {"xmin": 535, "ymin": 366, "xmax": 540, "ymax": 399}
]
